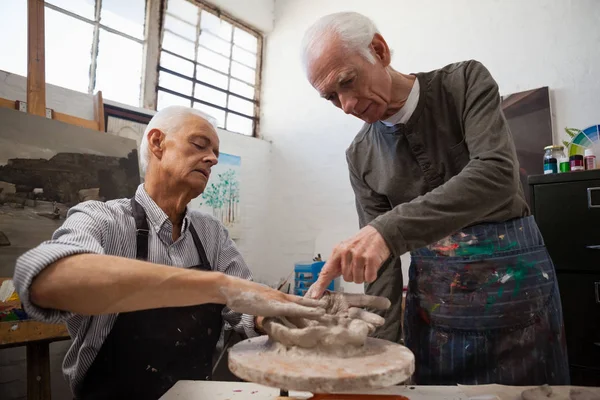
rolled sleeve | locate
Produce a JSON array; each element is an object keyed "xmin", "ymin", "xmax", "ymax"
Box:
[{"xmin": 13, "ymin": 202, "xmax": 106, "ymax": 324}]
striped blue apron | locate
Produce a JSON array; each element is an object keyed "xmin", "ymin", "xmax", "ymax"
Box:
[{"xmin": 404, "ymin": 216, "xmax": 570, "ymax": 385}]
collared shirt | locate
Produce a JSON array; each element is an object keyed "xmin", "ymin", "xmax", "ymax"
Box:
[
  {"xmin": 13, "ymin": 184, "xmax": 257, "ymax": 395},
  {"xmin": 346, "ymin": 60, "xmax": 529, "ymax": 257},
  {"xmin": 382, "ymin": 77, "xmax": 420, "ymax": 126}
]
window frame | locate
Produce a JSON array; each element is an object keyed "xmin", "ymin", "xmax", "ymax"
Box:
[
  {"xmin": 44, "ymin": 0, "xmax": 146, "ymax": 101},
  {"xmin": 156, "ymin": 0, "xmax": 263, "ymax": 137}
]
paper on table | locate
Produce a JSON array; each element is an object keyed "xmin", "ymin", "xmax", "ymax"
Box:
[
  {"xmin": 0, "ymin": 280, "xmax": 16, "ymax": 302},
  {"xmin": 458, "ymin": 384, "xmax": 600, "ymax": 400}
]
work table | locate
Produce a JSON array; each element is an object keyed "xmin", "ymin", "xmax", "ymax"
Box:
[{"xmin": 159, "ymin": 381, "xmax": 600, "ymax": 400}]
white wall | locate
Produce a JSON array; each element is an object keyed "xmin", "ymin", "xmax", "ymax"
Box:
[
  {"xmin": 208, "ymin": 0, "xmax": 275, "ymax": 32},
  {"xmin": 259, "ymin": 0, "xmax": 600, "ymax": 289}
]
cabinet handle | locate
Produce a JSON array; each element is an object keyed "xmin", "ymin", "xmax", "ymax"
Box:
[
  {"xmin": 588, "ymin": 187, "xmax": 600, "ymax": 209},
  {"xmin": 596, "ymin": 282, "xmax": 600, "ymax": 304},
  {"xmin": 586, "ymin": 245, "xmax": 600, "ymax": 250}
]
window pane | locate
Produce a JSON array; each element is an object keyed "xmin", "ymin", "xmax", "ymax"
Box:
[
  {"xmin": 47, "ymin": 0, "xmax": 95, "ymax": 20},
  {"xmin": 229, "ymin": 79, "xmax": 254, "ymax": 99},
  {"xmin": 197, "ymin": 47, "xmax": 230, "ymax": 72},
  {"xmin": 0, "ymin": 0, "xmax": 27, "ymax": 76},
  {"xmin": 231, "ymin": 61, "xmax": 255, "ymax": 85},
  {"xmin": 45, "ymin": 8, "xmax": 94, "ymax": 93},
  {"xmin": 95, "ymin": 29, "xmax": 143, "ymax": 106},
  {"xmin": 226, "ymin": 113, "xmax": 253, "ymax": 135},
  {"xmin": 195, "ymin": 83, "xmax": 226, "ymax": 107},
  {"xmin": 232, "ymin": 45, "xmax": 256, "ymax": 68},
  {"xmin": 233, "ymin": 27, "xmax": 257, "ymax": 53},
  {"xmin": 193, "ymin": 102, "xmax": 225, "ymax": 128},
  {"xmin": 196, "ymin": 66, "xmax": 228, "ymax": 89},
  {"xmin": 164, "ymin": 14, "xmax": 196, "ymax": 41},
  {"xmin": 228, "ymin": 96, "xmax": 254, "ymax": 116},
  {"xmin": 160, "ymin": 51, "xmax": 194, "ymax": 77},
  {"xmin": 198, "ymin": 31, "xmax": 231, "ymax": 57},
  {"xmin": 157, "ymin": 90, "xmax": 190, "ymax": 110},
  {"xmin": 100, "ymin": 0, "xmax": 145, "ymax": 40},
  {"xmin": 166, "ymin": 0, "xmax": 198, "ymax": 25},
  {"xmin": 200, "ymin": 11, "xmax": 232, "ymax": 41},
  {"xmin": 159, "ymin": 71, "xmax": 193, "ymax": 96},
  {"xmin": 162, "ymin": 30, "xmax": 195, "ymax": 60}
]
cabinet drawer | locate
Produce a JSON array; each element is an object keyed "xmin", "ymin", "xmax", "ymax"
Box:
[
  {"xmin": 556, "ymin": 272, "xmax": 600, "ymax": 371},
  {"xmin": 533, "ymin": 180, "xmax": 600, "ymax": 272}
]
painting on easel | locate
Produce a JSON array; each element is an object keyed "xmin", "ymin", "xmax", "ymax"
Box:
[
  {"xmin": 0, "ymin": 107, "xmax": 140, "ymax": 281},
  {"xmin": 189, "ymin": 153, "xmax": 241, "ymax": 239}
]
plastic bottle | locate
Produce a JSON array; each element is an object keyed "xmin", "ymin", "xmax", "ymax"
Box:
[{"xmin": 585, "ymin": 148, "xmax": 596, "ymax": 170}]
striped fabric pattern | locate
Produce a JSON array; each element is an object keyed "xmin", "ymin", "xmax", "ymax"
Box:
[{"xmin": 13, "ymin": 184, "xmax": 257, "ymax": 395}]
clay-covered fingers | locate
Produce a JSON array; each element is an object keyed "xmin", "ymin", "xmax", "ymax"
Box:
[
  {"xmin": 342, "ymin": 293, "xmax": 391, "ymax": 310},
  {"xmin": 306, "ymin": 257, "xmax": 340, "ymax": 299},
  {"xmin": 263, "ymin": 317, "xmax": 330, "ymax": 348},
  {"xmin": 346, "ymin": 307, "xmax": 385, "ymax": 326},
  {"xmin": 269, "ymin": 295, "xmax": 326, "ymax": 319}
]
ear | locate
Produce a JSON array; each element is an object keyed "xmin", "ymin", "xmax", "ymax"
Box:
[
  {"xmin": 147, "ymin": 128, "xmax": 165, "ymax": 162},
  {"xmin": 371, "ymin": 33, "xmax": 391, "ymax": 67}
]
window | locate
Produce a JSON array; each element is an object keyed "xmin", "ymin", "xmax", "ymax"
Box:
[
  {"xmin": 0, "ymin": 0, "xmax": 146, "ymax": 107},
  {"xmin": 158, "ymin": 0, "xmax": 262, "ymax": 136}
]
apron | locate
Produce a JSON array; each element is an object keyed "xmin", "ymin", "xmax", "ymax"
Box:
[
  {"xmin": 78, "ymin": 198, "xmax": 224, "ymax": 399},
  {"xmin": 404, "ymin": 216, "xmax": 570, "ymax": 385}
]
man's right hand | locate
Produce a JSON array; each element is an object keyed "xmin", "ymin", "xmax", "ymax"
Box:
[{"xmin": 219, "ymin": 275, "xmax": 325, "ymax": 319}]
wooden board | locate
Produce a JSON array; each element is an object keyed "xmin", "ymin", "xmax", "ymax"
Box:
[{"xmin": 27, "ymin": 0, "xmax": 46, "ymax": 117}]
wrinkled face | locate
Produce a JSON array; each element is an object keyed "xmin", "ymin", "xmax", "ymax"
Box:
[
  {"xmin": 150, "ymin": 114, "xmax": 219, "ymax": 195},
  {"xmin": 308, "ymin": 35, "xmax": 393, "ymax": 124}
]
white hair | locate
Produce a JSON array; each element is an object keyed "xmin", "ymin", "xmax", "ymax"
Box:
[
  {"xmin": 301, "ymin": 12, "xmax": 380, "ymax": 73},
  {"xmin": 139, "ymin": 105, "xmax": 217, "ymax": 174}
]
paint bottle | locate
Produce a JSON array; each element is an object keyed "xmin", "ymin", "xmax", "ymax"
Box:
[
  {"xmin": 559, "ymin": 157, "xmax": 570, "ymax": 173},
  {"xmin": 543, "ymin": 145, "xmax": 562, "ymax": 174},
  {"xmin": 570, "ymin": 155, "xmax": 585, "ymax": 171},
  {"xmin": 584, "ymin": 148, "xmax": 596, "ymax": 170}
]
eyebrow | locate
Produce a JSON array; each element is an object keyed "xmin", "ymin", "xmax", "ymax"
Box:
[{"xmin": 320, "ymin": 70, "xmax": 353, "ymax": 98}]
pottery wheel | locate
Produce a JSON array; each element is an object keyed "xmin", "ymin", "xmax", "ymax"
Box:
[{"xmin": 228, "ymin": 336, "xmax": 415, "ymax": 393}]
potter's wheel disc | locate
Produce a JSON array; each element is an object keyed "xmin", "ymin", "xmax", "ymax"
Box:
[{"xmin": 228, "ymin": 336, "xmax": 415, "ymax": 393}]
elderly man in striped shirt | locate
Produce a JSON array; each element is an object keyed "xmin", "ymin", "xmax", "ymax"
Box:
[{"xmin": 12, "ymin": 106, "xmax": 325, "ymax": 399}]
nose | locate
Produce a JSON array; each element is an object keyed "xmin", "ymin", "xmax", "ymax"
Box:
[
  {"xmin": 339, "ymin": 93, "xmax": 358, "ymax": 115},
  {"xmin": 206, "ymin": 152, "xmax": 218, "ymax": 166}
]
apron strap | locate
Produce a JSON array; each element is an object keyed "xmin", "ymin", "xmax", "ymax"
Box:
[
  {"xmin": 131, "ymin": 198, "xmax": 150, "ymax": 260},
  {"xmin": 188, "ymin": 224, "xmax": 212, "ymax": 271}
]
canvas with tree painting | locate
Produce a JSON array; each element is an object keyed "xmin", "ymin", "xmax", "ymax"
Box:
[{"xmin": 189, "ymin": 153, "xmax": 241, "ymax": 238}]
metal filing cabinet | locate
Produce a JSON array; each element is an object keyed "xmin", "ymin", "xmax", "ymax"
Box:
[{"xmin": 529, "ymin": 170, "xmax": 600, "ymax": 385}]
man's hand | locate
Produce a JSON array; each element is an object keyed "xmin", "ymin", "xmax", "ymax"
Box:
[
  {"xmin": 262, "ymin": 291, "xmax": 390, "ymax": 349},
  {"xmin": 219, "ymin": 275, "xmax": 324, "ymax": 319},
  {"xmin": 307, "ymin": 225, "xmax": 391, "ymax": 299}
]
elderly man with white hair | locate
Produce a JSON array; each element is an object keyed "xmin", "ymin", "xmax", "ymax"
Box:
[
  {"xmin": 304, "ymin": 12, "xmax": 569, "ymax": 386},
  {"xmin": 12, "ymin": 106, "xmax": 325, "ymax": 399}
]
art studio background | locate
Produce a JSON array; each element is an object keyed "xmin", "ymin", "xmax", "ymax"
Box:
[{"xmin": 1, "ymin": 0, "xmax": 599, "ymax": 398}]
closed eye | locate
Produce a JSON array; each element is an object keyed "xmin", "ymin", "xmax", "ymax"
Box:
[
  {"xmin": 340, "ymin": 76, "xmax": 355, "ymax": 87},
  {"xmin": 192, "ymin": 143, "xmax": 205, "ymax": 150}
]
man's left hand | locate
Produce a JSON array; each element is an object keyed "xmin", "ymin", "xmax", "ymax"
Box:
[{"xmin": 307, "ymin": 225, "xmax": 391, "ymax": 299}]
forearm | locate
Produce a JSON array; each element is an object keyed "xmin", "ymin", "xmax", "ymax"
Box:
[
  {"xmin": 30, "ymin": 253, "xmax": 228, "ymax": 315},
  {"xmin": 370, "ymin": 157, "xmax": 518, "ymax": 256}
]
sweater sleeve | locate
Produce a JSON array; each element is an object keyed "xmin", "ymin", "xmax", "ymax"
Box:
[{"xmin": 369, "ymin": 61, "xmax": 521, "ymax": 257}]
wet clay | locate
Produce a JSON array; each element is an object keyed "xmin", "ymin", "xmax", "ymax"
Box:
[{"xmin": 262, "ymin": 291, "xmax": 391, "ymax": 356}]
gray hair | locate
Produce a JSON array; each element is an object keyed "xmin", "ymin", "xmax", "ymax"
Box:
[
  {"xmin": 301, "ymin": 12, "xmax": 380, "ymax": 73},
  {"xmin": 139, "ymin": 105, "xmax": 217, "ymax": 174}
]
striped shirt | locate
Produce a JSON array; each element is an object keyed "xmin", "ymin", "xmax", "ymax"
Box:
[{"xmin": 13, "ymin": 184, "xmax": 257, "ymax": 396}]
